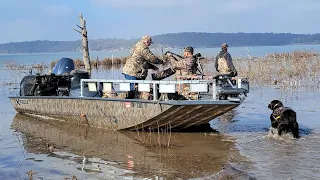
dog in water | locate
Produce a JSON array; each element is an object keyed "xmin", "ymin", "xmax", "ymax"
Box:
[{"xmin": 268, "ymin": 100, "xmax": 299, "ymax": 138}]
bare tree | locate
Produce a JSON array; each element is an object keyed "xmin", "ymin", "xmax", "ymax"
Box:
[{"xmin": 73, "ymin": 14, "xmax": 91, "ymax": 76}]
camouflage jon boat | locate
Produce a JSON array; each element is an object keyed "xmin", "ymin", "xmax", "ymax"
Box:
[{"xmin": 9, "ymin": 58, "xmax": 249, "ymax": 131}]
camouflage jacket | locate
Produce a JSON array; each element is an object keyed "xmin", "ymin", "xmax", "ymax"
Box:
[
  {"xmin": 122, "ymin": 41, "xmax": 162, "ymax": 79},
  {"xmin": 215, "ymin": 51, "xmax": 237, "ymax": 75},
  {"xmin": 170, "ymin": 55, "xmax": 197, "ymax": 76}
]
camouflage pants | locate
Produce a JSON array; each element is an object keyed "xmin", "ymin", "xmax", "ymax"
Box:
[
  {"xmin": 179, "ymin": 85, "xmax": 198, "ymax": 100},
  {"xmin": 103, "ymin": 92, "xmax": 128, "ymax": 99},
  {"xmin": 139, "ymin": 92, "xmax": 151, "ymax": 100}
]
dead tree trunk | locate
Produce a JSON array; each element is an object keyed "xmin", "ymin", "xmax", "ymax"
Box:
[{"xmin": 73, "ymin": 14, "xmax": 91, "ymax": 76}]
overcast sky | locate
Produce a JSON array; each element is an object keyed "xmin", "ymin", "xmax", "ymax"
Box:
[{"xmin": 0, "ymin": 0, "xmax": 319, "ymax": 43}]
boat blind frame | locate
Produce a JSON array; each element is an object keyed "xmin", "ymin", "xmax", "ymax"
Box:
[
  {"xmin": 80, "ymin": 78, "xmax": 247, "ymax": 101},
  {"xmin": 80, "ymin": 79, "xmax": 216, "ymax": 100}
]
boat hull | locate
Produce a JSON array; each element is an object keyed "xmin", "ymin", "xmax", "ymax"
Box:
[{"xmin": 9, "ymin": 96, "xmax": 241, "ymax": 130}]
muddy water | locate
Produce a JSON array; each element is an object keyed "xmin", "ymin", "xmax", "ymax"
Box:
[
  {"xmin": 1, "ymin": 87, "xmax": 241, "ymax": 179},
  {"xmin": 1, "ymin": 69, "xmax": 320, "ymax": 179},
  {"xmin": 8, "ymin": 113, "xmax": 238, "ymax": 180}
]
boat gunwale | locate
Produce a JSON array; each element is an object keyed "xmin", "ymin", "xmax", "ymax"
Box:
[{"xmin": 8, "ymin": 96, "xmax": 244, "ymax": 105}]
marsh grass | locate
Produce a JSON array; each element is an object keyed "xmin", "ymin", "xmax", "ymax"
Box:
[
  {"xmin": 134, "ymin": 123, "xmax": 175, "ymax": 149},
  {"xmin": 50, "ymin": 57, "xmax": 128, "ymax": 70},
  {"xmin": 2, "ymin": 51, "xmax": 320, "ymax": 91},
  {"xmin": 4, "ymin": 61, "xmax": 27, "ymax": 70},
  {"xmin": 232, "ymin": 51, "xmax": 320, "ymax": 90},
  {"xmin": 2, "ymin": 61, "xmax": 34, "ymax": 88},
  {"xmin": 202, "ymin": 51, "xmax": 320, "ymax": 91},
  {"xmin": 49, "ymin": 55, "xmax": 167, "ymax": 70}
]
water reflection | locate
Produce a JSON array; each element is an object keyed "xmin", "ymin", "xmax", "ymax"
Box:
[{"xmin": 11, "ymin": 113, "xmax": 237, "ymax": 179}]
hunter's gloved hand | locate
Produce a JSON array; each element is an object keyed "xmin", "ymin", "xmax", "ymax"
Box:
[
  {"xmin": 194, "ymin": 53, "xmax": 202, "ymax": 58},
  {"xmin": 230, "ymin": 71, "xmax": 238, "ymax": 77},
  {"xmin": 154, "ymin": 58, "xmax": 165, "ymax": 64}
]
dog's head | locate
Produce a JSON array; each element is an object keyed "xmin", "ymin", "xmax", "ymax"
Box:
[{"xmin": 268, "ymin": 100, "xmax": 284, "ymax": 110}]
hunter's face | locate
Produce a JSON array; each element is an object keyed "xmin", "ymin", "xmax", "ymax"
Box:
[
  {"xmin": 183, "ymin": 51, "xmax": 192, "ymax": 57},
  {"xmin": 145, "ymin": 39, "xmax": 152, "ymax": 46}
]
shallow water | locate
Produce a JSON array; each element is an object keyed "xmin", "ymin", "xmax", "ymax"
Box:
[
  {"xmin": 1, "ymin": 70, "xmax": 320, "ymax": 179},
  {"xmin": 213, "ymin": 86, "xmax": 320, "ymax": 180},
  {"xmin": 0, "ymin": 82, "xmax": 241, "ymax": 179},
  {"xmin": 8, "ymin": 113, "xmax": 239, "ymax": 179},
  {"xmin": 1, "ymin": 104, "xmax": 238, "ymax": 179}
]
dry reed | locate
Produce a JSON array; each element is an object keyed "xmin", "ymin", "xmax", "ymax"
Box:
[
  {"xmin": 233, "ymin": 51, "xmax": 320, "ymax": 90},
  {"xmin": 3, "ymin": 51, "xmax": 320, "ymax": 91},
  {"xmin": 202, "ymin": 51, "xmax": 320, "ymax": 91},
  {"xmin": 49, "ymin": 55, "xmax": 166, "ymax": 70},
  {"xmin": 134, "ymin": 123, "xmax": 174, "ymax": 149},
  {"xmin": 50, "ymin": 57, "xmax": 128, "ymax": 70}
]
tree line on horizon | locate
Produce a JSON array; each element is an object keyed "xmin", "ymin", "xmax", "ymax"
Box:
[{"xmin": 0, "ymin": 32, "xmax": 319, "ymax": 54}]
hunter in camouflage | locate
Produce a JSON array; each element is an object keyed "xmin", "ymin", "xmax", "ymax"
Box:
[
  {"xmin": 169, "ymin": 46, "xmax": 198, "ymax": 78},
  {"xmin": 215, "ymin": 43, "xmax": 238, "ymax": 77},
  {"xmin": 122, "ymin": 35, "xmax": 164, "ymax": 80},
  {"xmin": 152, "ymin": 46, "xmax": 198, "ymax": 80},
  {"xmin": 153, "ymin": 46, "xmax": 199, "ymax": 100}
]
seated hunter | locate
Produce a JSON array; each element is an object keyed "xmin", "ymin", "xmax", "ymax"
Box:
[
  {"xmin": 215, "ymin": 43, "xmax": 238, "ymax": 77},
  {"xmin": 170, "ymin": 46, "xmax": 199, "ymax": 79},
  {"xmin": 152, "ymin": 46, "xmax": 200, "ymax": 80},
  {"xmin": 152, "ymin": 46, "xmax": 201, "ymax": 100}
]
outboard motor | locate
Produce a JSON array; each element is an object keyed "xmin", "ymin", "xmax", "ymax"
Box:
[
  {"xmin": 52, "ymin": 57, "xmax": 75, "ymax": 75},
  {"xmin": 20, "ymin": 58, "xmax": 90, "ymax": 96},
  {"xmin": 51, "ymin": 57, "xmax": 90, "ymax": 90}
]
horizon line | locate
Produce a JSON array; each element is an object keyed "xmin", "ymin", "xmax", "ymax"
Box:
[{"xmin": 1, "ymin": 31, "xmax": 319, "ymax": 44}]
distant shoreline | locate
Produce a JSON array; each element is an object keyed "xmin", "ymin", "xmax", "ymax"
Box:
[
  {"xmin": 1, "ymin": 44, "xmax": 320, "ymax": 56},
  {"xmin": 1, "ymin": 32, "xmax": 320, "ymax": 54}
]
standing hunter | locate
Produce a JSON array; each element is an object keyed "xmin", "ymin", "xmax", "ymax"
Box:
[
  {"xmin": 215, "ymin": 43, "xmax": 238, "ymax": 77},
  {"xmin": 122, "ymin": 35, "xmax": 164, "ymax": 89}
]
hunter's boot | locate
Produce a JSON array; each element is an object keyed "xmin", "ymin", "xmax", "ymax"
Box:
[{"xmin": 127, "ymin": 91, "xmax": 135, "ymax": 99}]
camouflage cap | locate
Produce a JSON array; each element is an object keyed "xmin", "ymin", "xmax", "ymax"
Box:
[
  {"xmin": 141, "ymin": 35, "xmax": 153, "ymax": 44},
  {"xmin": 221, "ymin": 43, "xmax": 229, "ymax": 48},
  {"xmin": 183, "ymin": 46, "xmax": 194, "ymax": 53}
]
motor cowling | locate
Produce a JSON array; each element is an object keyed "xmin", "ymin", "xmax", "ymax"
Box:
[{"xmin": 52, "ymin": 58, "xmax": 75, "ymax": 75}]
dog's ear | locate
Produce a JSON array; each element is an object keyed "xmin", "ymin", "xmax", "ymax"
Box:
[
  {"xmin": 269, "ymin": 100, "xmax": 283, "ymax": 110},
  {"xmin": 268, "ymin": 100, "xmax": 277, "ymax": 110}
]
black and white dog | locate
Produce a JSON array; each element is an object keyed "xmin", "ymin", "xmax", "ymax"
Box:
[{"xmin": 268, "ymin": 100, "xmax": 299, "ymax": 138}]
